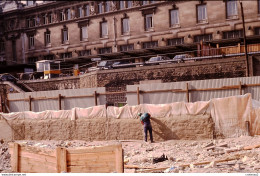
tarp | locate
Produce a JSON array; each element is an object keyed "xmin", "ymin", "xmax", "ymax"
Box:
[
  {"xmin": 210, "ymin": 94, "xmax": 251, "ymax": 137},
  {"xmin": 1, "ymin": 93, "xmax": 259, "ymax": 137}
]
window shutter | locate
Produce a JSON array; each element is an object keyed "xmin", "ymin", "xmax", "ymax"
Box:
[
  {"xmin": 174, "ymin": 10, "xmax": 179, "ymax": 24},
  {"xmin": 126, "ymin": 19, "xmax": 129, "ymax": 32},
  {"xmin": 102, "ymin": 22, "xmax": 107, "ymax": 37},
  {"xmin": 67, "ymin": 9, "xmax": 71, "ymax": 20},
  {"xmin": 198, "ymin": 6, "xmax": 202, "ymax": 21},
  {"xmin": 82, "ymin": 26, "xmax": 88, "ymax": 39},
  {"xmin": 86, "ymin": 5, "xmax": 90, "ymax": 16},
  {"xmin": 203, "ymin": 6, "xmax": 207, "ymax": 20},
  {"xmin": 171, "ymin": 10, "xmax": 179, "ymax": 26},
  {"xmin": 233, "ymin": 1, "xmax": 237, "ymax": 15},
  {"xmin": 123, "ymin": 18, "xmax": 129, "ymax": 33}
]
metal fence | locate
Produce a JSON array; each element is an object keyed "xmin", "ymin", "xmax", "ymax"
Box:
[
  {"xmin": 6, "ymin": 76, "xmax": 260, "ymax": 112},
  {"xmin": 8, "ymin": 87, "xmax": 106, "ymax": 112},
  {"xmin": 126, "ymin": 76, "xmax": 260, "ymax": 105}
]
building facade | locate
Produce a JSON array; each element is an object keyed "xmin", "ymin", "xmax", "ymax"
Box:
[{"xmin": 0, "ymin": 0, "xmax": 260, "ymax": 73}]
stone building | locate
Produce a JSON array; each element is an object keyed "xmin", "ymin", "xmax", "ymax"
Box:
[{"xmin": 0, "ymin": 0, "xmax": 260, "ymax": 73}]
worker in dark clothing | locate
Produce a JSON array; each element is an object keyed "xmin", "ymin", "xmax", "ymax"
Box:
[{"xmin": 138, "ymin": 112, "xmax": 154, "ymax": 143}]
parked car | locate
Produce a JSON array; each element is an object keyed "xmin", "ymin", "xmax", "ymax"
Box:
[
  {"xmin": 111, "ymin": 60, "xmax": 136, "ymax": 69},
  {"xmin": 88, "ymin": 60, "xmax": 114, "ymax": 72},
  {"xmin": 0, "ymin": 73, "xmax": 17, "ymax": 83},
  {"xmin": 144, "ymin": 56, "xmax": 171, "ymax": 65},
  {"xmin": 173, "ymin": 54, "xmax": 193, "ymax": 63}
]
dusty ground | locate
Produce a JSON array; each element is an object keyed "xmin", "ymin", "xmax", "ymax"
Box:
[{"xmin": 1, "ymin": 135, "xmax": 260, "ymax": 173}]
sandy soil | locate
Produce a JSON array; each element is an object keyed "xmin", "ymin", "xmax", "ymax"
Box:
[{"xmin": 1, "ymin": 135, "xmax": 260, "ymax": 173}]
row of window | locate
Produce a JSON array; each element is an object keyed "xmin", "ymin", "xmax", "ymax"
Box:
[
  {"xmin": 27, "ymin": 28, "xmax": 260, "ymax": 54},
  {"xmin": 25, "ymin": 1, "xmax": 157, "ymax": 28},
  {"xmin": 169, "ymin": 0, "xmax": 258, "ymax": 27},
  {"xmin": 24, "ymin": 0, "xmax": 260, "ymax": 30}
]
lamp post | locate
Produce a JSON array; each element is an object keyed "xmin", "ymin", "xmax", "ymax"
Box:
[{"xmin": 240, "ymin": 1, "xmax": 249, "ymax": 77}]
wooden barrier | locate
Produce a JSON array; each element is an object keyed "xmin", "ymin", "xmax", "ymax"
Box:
[{"xmin": 9, "ymin": 142, "xmax": 123, "ymax": 173}]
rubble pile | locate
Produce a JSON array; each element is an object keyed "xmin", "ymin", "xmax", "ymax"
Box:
[
  {"xmin": 1, "ymin": 136, "xmax": 260, "ymax": 173},
  {"xmin": 0, "ymin": 140, "xmax": 11, "ymax": 173}
]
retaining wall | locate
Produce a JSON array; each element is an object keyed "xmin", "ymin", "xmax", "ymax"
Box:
[{"xmin": 0, "ymin": 114, "xmax": 213, "ymax": 141}]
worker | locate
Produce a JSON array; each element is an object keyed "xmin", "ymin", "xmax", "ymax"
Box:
[{"xmin": 138, "ymin": 112, "xmax": 154, "ymax": 143}]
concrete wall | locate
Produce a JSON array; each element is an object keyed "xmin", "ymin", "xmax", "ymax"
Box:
[
  {"xmin": 0, "ymin": 114, "xmax": 214, "ymax": 141},
  {"xmin": 95, "ymin": 57, "xmax": 246, "ymax": 88},
  {"xmin": 21, "ymin": 76, "xmax": 80, "ymax": 91}
]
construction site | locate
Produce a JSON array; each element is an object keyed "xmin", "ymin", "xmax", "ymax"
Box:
[
  {"xmin": 1, "ymin": 0, "xmax": 260, "ymax": 173},
  {"xmin": 0, "ymin": 81, "xmax": 260, "ymax": 173}
]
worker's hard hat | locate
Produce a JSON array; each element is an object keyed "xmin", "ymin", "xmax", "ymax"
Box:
[{"xmin": 138, "ymin": 112, "xmax": 142, "ymax": 117}]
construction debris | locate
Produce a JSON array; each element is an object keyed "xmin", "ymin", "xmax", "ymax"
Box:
[
  {"xmin": 153, "ymin": 154, "xmax": 168, "ymax": 164},
  {"xmin": 1, "ymin": 135, "xmax": 260, "ymax": 173}
]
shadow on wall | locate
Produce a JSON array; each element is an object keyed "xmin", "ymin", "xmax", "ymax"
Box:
[{"xmin": 151, "ymin": 118, "xmax": 179, "ymax": 140}]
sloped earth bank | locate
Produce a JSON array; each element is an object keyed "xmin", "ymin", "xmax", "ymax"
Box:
[{"xmin": 1, "ymin": 136, "xmax": 260, "ymax": 173}]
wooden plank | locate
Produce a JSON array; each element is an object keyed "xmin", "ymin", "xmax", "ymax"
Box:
[
  {"xmin": 244, "ymin": 83, "xmax": 260, "ymax": 87},
  {"xmin": 137, "ymin": 87, "xmax": 140, "ymax": 105},
  {"xmin": 180, "ymin": 155, "xmax": 242, "ymax": 168},
  {"xmin": 19, "ymin": 150, "xmax": 56, "ymax": 164},
  {"xmin": 243, "ymin": 144, "xmax": 260, "ymax": 150},
  {"xmin": 115, "ymin": 145, "xmax": 123, "ymax": 173},
  {"xmin": 67, "ymin": 151, "xmax": 115, "ymax": 163},
  {"xmin": 239, "ymin": 81, "xmax": 242, "ymax": 95},
  {"xmin": 67, "ymin": 166, "xmax": 115, "ymax": 173},
  {"xmin": 19, "ymin": 157, "xmax": 56, "ymax": 173},
  {"xmin": 29, "ymin": 95, "xmax": 32, "ymax": 111},
  {"xmin": 68, "ymin": 160, "xmax": 115, "ymax": 168},
  {"xmin": 245, "ymin": 121, "xmax": 250, "ymax": 136},
  {"xmin": 58, "ymin": 94, "xmax": 62, "ymax": 110},
  {"xmin": 124, "ymin": 165, "xmax": 154, "ymax": 169},
  {"xmin": 139, "ymin": 167, "xmax": 169, "ymax": 172},
  {"xmin": 20, "ymin": 156, "xmax": 56, "ymax": 168},
  {"xmin": 11, "ymin": 143, "xmax": 19, "ymax": 172},
  {"xmin": 56, "ymin": 147, "xmax": 67, "ymax": 173},
  {"xmin": 94, "ymin": 91, "xmax": 98, "ymax": 106},
  {"xmin": 66, "ymin": 144, "xmax": 121, "ymax": 154},
  {"xmin": 19, "ymin": 145, "xmax": 56, "ymax": 157},
  {"xmin": 189, "ymin": 85, "xmax": 240, "ymax": 92},
  {"xmin": 65, "ymin": 95, "xmax": 94, "ymax": 99},
  {"xmin": 186, "ymin": 83, "xmax": 189, "ymax": 102}
]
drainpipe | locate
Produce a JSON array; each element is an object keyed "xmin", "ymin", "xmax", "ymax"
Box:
[
  {"xmin": 240, "ymin": 1, "xmax": 249, "ymax": 77},
  {"xmin": 22, "ymin": 33, "xmax": 25, "ymax": 64},
  {"xmin": 113, "ymin": 16, "xmax": 117, "ymax": 52}
]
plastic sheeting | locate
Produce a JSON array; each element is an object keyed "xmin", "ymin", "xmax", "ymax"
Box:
[
  {"xmin": 0, "ymin": 105, "xmax": 106, "ymax": 121},
  {"xmin": 210, "ymin": 94, "xmax": 251, "ymax": 138},
  {"xmin": 1, "ymin": 93, "xmax": 260, "ymax": 137}
]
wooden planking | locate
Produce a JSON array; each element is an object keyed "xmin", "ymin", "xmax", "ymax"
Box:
[
  {"xmin": 243, "ymin": 144, "xmax": 260, "ymax": 150},
  {"xmin": 56, "ymin": 147, "xmax": 67, "ymax": 173},
  {"xmin": 20, "ymin": 156, "xmax": 56, "ymax": 169},
  {"xmin": 67, "ymin": 166, "xmax": 115, "ymax": 173},
  {"xmin": 115, "ymin": 145, "xmax": 123, "ymax": 173},
  {"xmin": 9, "ymin": 143, "xmax": 123, "ymax": 173},
  {"xmin": 19, "ymin": 145, "xmax": 56, "ymax": 157},
  {"xmin": 66, "ymin": 144, "xmax": 121, "ymax": 154},
  {"xmin": 68, "ymin": 160, "xmax": 115, "ymax": 168},
  {"xmin": 19, "ymin": 150, "xmax": 56, "ymax": 164},
  {"xmin": 10, "ymin": 143, "xmax": 19, "ymax": 172},
  {"xmin": 19, "ymin": 156, "xmax": 57, "ymax": 173},
  {"xmin": 67, "ymin": 151, "xmax": 115, "ymax": 163}
]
